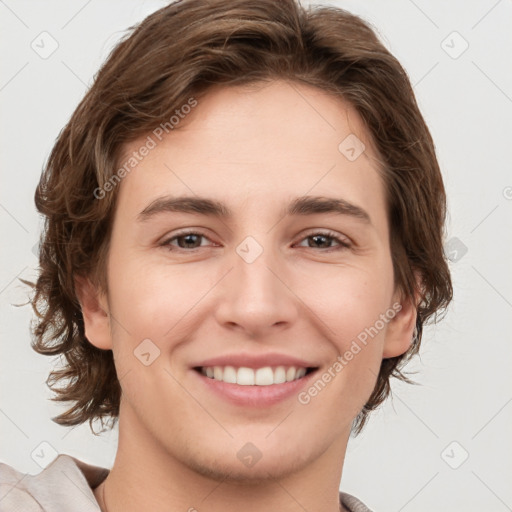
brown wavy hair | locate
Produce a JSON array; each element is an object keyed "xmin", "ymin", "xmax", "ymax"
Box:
[{"xmin": 25, "ymin": 0, "xmax": 453, "ymax": 435}]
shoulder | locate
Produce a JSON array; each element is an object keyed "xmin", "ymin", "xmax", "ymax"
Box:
[
  {"xmin": 0, "ymin": 453, "xmax": 109, "ymax": 512},
  {"xmin": 340, "ymin": 491, "xmax": 374, "ymax": 512}
]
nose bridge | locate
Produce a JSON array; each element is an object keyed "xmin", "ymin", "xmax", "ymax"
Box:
[
  {"xmin": 236, "ymin": 235, "xmax": 281, "ymax": 298},
  {"xmin": 215, "ymin": 234, "xmax": 297, "ymax": 335}
]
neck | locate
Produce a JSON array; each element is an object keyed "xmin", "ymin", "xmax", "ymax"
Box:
[{"xmin": 94, "ymin": 401, "xmax": 350, "ymax": 512}]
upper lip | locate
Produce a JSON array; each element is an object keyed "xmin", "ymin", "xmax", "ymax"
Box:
[{"xmin": 193, "ymin": 353, "xmax": 318, "ymax": 369}]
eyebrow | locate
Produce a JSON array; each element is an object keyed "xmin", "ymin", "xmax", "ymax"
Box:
[{"xmin": 137, "ymin": 195, "xmax": 372, "ymax": 224}]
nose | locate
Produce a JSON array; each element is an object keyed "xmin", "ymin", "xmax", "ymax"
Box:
[{"xmin": 214, "ymin": 241, "xmax": 299, "ymax": 338}]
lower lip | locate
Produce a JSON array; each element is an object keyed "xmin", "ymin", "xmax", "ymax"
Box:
[{"xmin": 194, "ymin": 369, "xmax": 318, "ymax": 407}]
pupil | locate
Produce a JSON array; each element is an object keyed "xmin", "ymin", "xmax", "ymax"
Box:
[
  {"xmin": 312, "ymin": 235, "xmax": 329, "ymax": 248},
  {"xmin": 181, "ymin": 234, "xmax": 200, "ymax": 248}
]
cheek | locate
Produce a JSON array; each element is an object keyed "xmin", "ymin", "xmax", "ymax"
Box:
[
  {"xmin": 108, "ymin": 259, "xmax": 207, "ymax": 336},
  {"xmin": 297, "ymin": 269, "xmax": 392, "ymax": 418},
  {"xmin": 303, "ymin": 257, "xmax": 394, "ymax": 350},
  {"xmin": 103, "ymin": 240, "xmax": 187, "ymax": 353},
  {"xmin": 324, "ymin": 260, "xmax": 395, "ymax": 399},
  {"xmin": 105, "ymin": 259, "xmax": 208, "ymax": 387}
]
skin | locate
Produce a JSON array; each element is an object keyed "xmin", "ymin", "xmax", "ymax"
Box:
[{"xmin": 77, "ymin": 80, "xmax": 419, "ymax": 512}]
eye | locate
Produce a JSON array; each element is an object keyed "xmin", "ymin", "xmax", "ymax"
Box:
[
  {"xmin": 295, "ymin": 230, "xmax": 351, "ymax": 251},
  {"xmin": 160, "ymin": 229, "xmax": 351, "ymax": 252},
  {"xmin": 160, "ymin": 231, "xmax": 214, "ymax": 251}
]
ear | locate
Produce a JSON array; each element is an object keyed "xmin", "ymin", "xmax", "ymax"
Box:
[
  {"xmin": 382, "ymin": 272, "xmax": 422, "ymax": 359},
  {"xmin": 74, "ymin": 275, "xmax": 112, "ymax": 350}
]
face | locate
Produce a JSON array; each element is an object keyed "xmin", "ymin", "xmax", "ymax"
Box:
[{"xmin": 81, "ymin": 80, "xmax": 416, "ymax": 482}]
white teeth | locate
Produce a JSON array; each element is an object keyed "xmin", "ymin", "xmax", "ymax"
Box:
[
  {"xmin": 255, "ymin": 367, "xmax": 274, "ymax": 385},
  {"xmin": 213, "ymin": 366, "xmax": 223, "ymax": 381},
  {"xmin": 223, "ymin": 366, "xmax": 237, "ymax": 384},
  {"xmin": 237, "ymin": 367, "xmax": 255, "ymax": 385},
  {"xmin": 274, "ymin": 366, "xmax": 287, "ymax": 384},
  {"xmin": 200, "ymin": 365, "xmax": 310, "ymax": 385},
  {"xmin": 296, "ymin": 368, "xmax": 307, "ymax": 379}
]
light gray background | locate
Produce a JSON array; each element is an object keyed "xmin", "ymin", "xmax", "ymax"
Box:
[{"xmin": 1, "ymin": 1, "xmax": 511, "ymax": 511}]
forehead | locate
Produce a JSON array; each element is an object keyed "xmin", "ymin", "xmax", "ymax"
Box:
[{"xmin": 114, "ymin": 80, "xmax": 387, "ymax": 230}]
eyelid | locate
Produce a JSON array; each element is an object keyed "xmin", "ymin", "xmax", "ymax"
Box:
[
  {"xmin": 160, "ymin": 228, "xmax": 352, "ymax": 252},
  {"xmin": 159, "ymin": 229, "xmax": 217, "ymax": 249},
  {"xmin": 294, "ymin": 229, "xmax": 352, "ymax": 249}
]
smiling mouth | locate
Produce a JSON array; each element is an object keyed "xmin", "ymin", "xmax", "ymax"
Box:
[{"xmin": 194, "ymin": 365, "xmax": 318, "ymax": 386}]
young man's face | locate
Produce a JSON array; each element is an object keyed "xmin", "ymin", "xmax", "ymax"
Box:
[{"xmin": 82, "ymin": 80, "xmax": 416, "ymax": 481}]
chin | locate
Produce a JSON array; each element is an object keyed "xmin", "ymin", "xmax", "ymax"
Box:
[
  {"xmin": 174, "ymin": 431, "xmax": 323, "ymax": 484},
  {"xmin": 185, "ymin": 451, "xmax": 311, "ymax": 484}
]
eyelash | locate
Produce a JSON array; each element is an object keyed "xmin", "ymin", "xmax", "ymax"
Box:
[{"xmin": 160, "ymin": 229, "xmax": 352, "ymax": 252}]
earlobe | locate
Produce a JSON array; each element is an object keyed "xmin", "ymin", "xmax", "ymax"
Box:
[
  {"xmin": 74, "ymin": 275, "xmax": 112, "ymax": 350},
  {"xmin": 382, "ymin": 273, "xmax": 422, "ymax": 359},
  {"xmin": 382, "ymin": 297, "xmax": 417, "ymax": 359}
]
